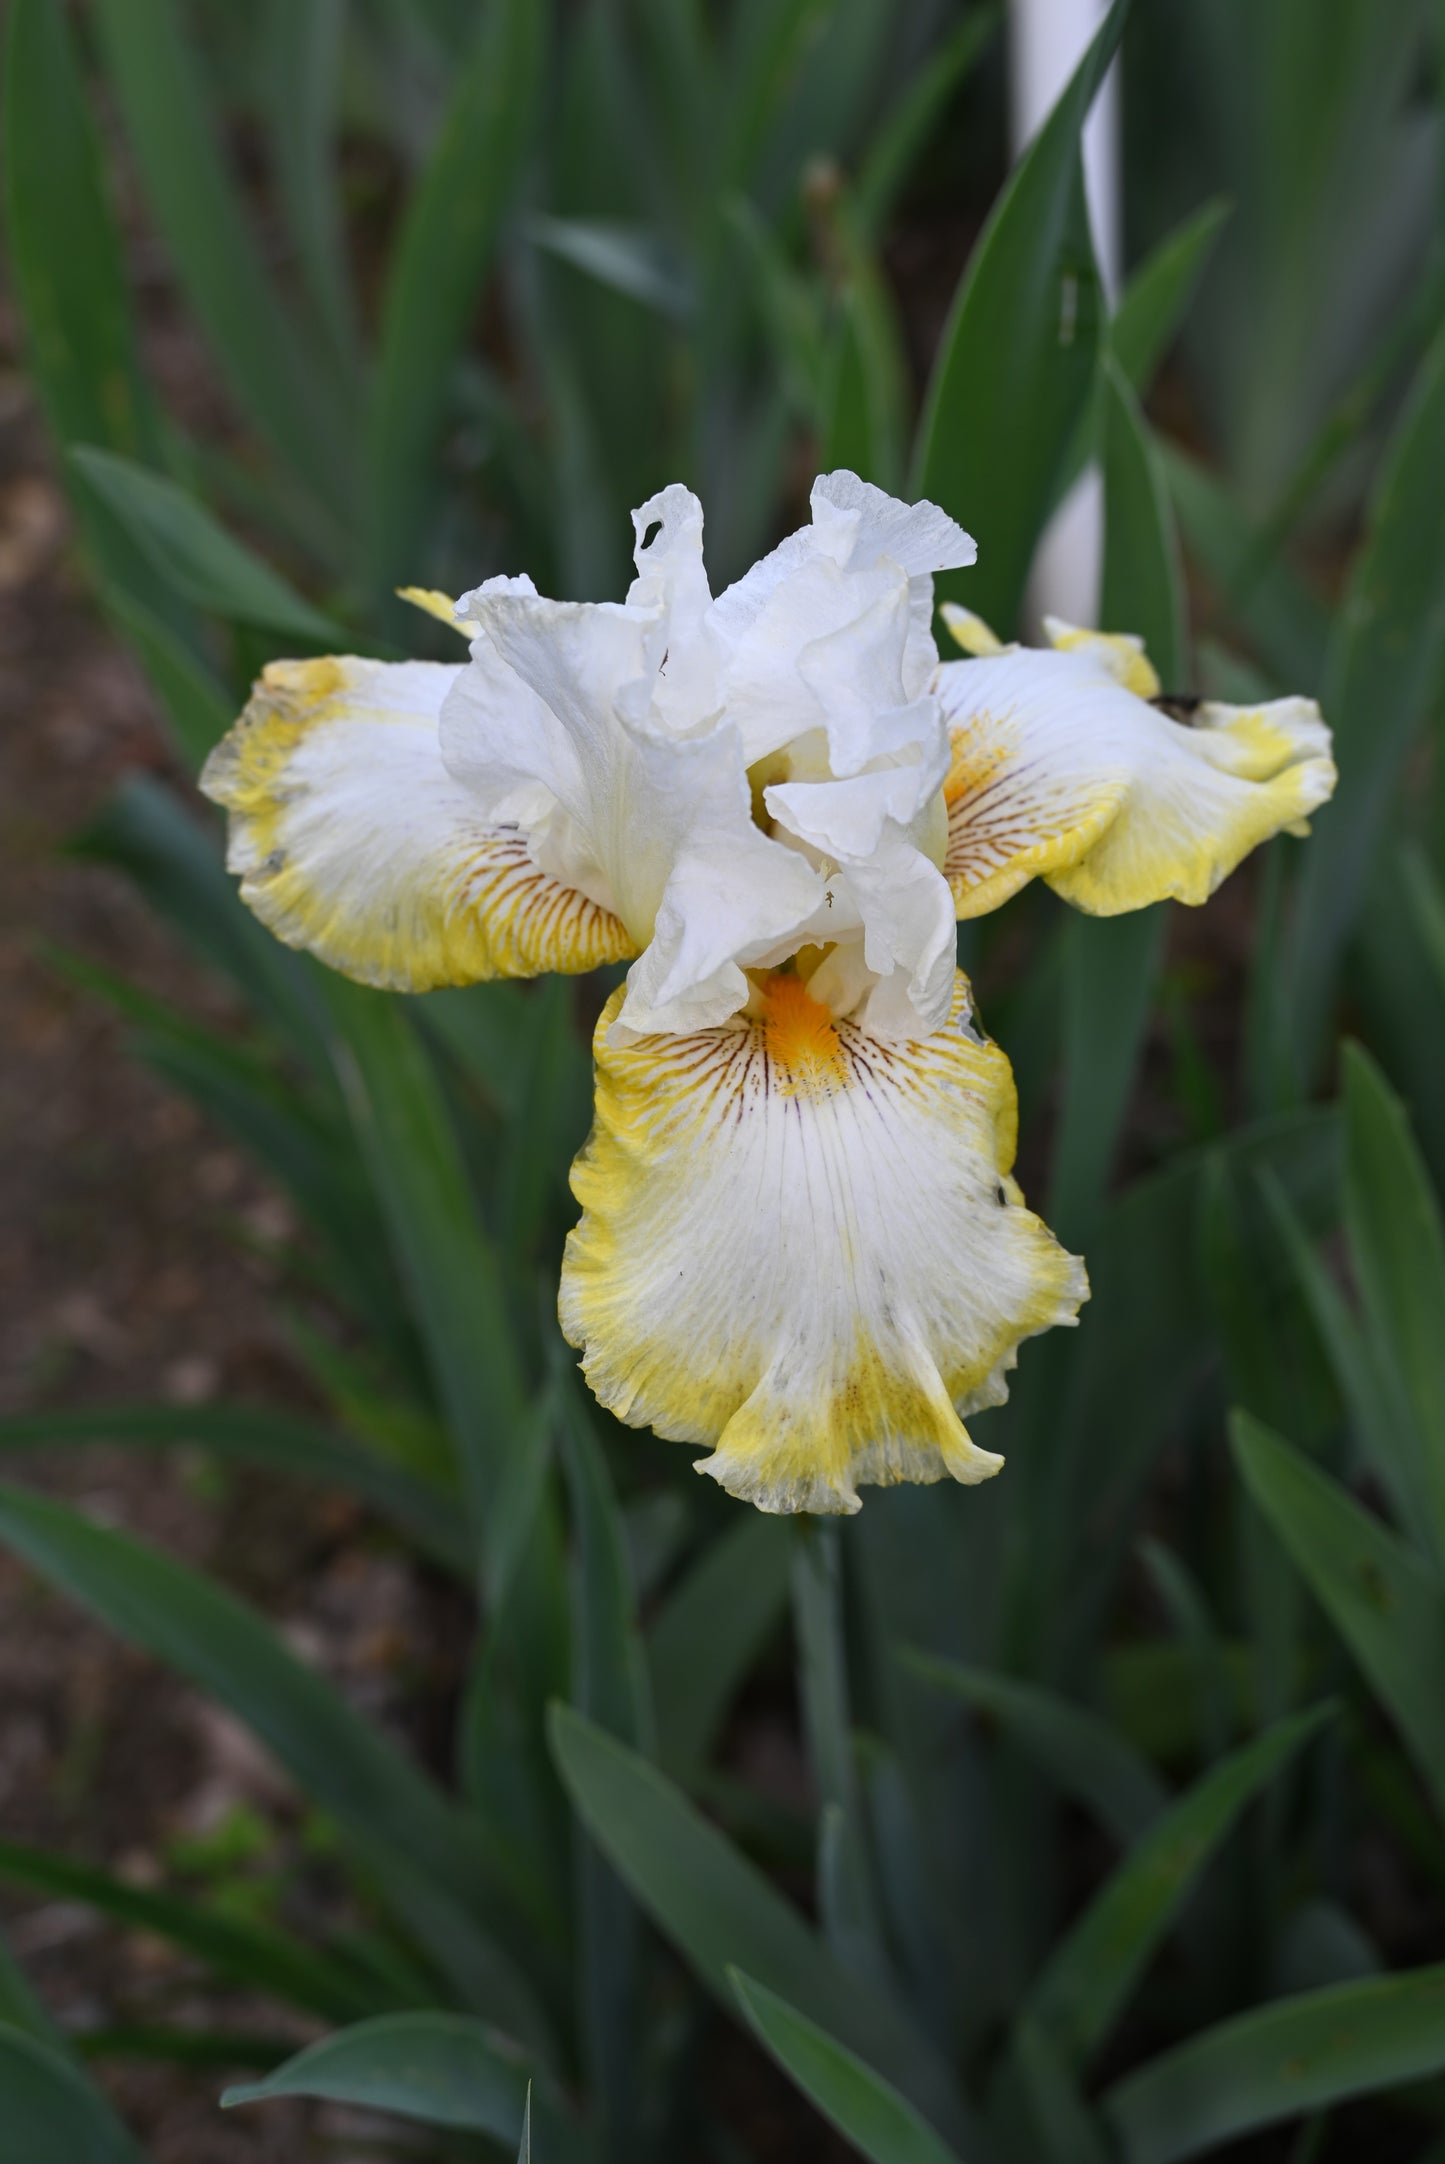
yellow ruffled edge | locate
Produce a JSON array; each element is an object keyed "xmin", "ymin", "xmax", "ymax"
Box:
[
  {"xmin": 560, "ymin": 979, "xmax": 1088, "ymax": 1514},
  {"xmin": 1046, "ymin": 702, "xmax": 1337, "ymax": 914},
  {"xmin": 938, "ymin": 607, "xmax": 1335, "ymax": 919},
  {"xmin": 201, "ymin": 657, "xmax": 637, "ymax": 991}
]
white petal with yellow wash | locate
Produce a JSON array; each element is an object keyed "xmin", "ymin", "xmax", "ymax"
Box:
[
  {"xmin": 561, "ymin": 969, "xmax": 1087, "ymax": 1515},
  {"xmin": 936, "ymin": 610, "xmax": 1336, "ymax": 921},
  {"xmin": 199, "ymin": 654, "xmax": 636, "ymax": 989}
]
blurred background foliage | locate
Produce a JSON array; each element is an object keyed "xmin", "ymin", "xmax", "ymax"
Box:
[{"xmin": 3, "ymin": 0, "xmax": 1445, "ymax": 2158}]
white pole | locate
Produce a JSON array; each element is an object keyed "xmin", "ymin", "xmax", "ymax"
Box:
[{"xmin": 1009, "ymin": 0, "xmax": 1121, "ymax": 631}]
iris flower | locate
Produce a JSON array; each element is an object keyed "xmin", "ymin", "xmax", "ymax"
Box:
[{"xmin": 202, "ymin": 473, "xmax": 1334, "ymax": 1514}]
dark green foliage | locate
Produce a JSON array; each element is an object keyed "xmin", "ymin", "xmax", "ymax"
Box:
[{"xmin": 4, "ymin": 0, "xmax": 1445, "ymax": 2158}]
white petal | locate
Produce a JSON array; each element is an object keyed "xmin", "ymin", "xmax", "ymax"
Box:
[
  {"xmin": 809, "ymin": 469, "xmax": 977, "ymax": 578},
  {"xmin": 610, "ymin": 723, "xmax": 823, "ymax": 1037},
  {"xmin": 936, "ymin": 647, "xmax": 1337, "ymax": 917},
  {"xmin": 561, "ymin": 971, "xmax": 1086, "ymax": 1515},
  {"xmin": 445, "ymin": 587, "xmax": 823, "ymax": 1035},
  {"xmin": 705, "ymin": 474, "xmax": 975, "ymax": 762},
  {"xmin": 200, "ymin": 657, "xmax": 634, "ymax": 989}
]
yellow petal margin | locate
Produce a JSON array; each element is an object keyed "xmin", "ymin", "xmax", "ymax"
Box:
[
  {"xmin": 561, "ymin": 973, "xmax": 1087, "ymax": 1515},
  {"xmin": 937, "ymin": 648, "xmax": 1336, "ymax": 922},
  {"xmin": 201, "ymin": 656, "xmax": 636, "ymax": 991}
]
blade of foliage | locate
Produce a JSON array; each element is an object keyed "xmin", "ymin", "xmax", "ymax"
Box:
[
  {"xmin": 905, "ymin": 1653, "xmax": 1165, "ymax": 1845},
  {"xmin": 419, "ymin": 983, "xmax": 536, "ymax": 1123},
  {"xmin": 1261, "ymin": 1169, "xmax": 1420, "ymax": 1539},
  {"xmin": 1232, "ymin": 1415, "xmax": 1445, "ymax": 1817},
  {"xmin": 0, "ymin": 1403, "xmax": 466, "ymax": 1575},
  {"xmin": 529, "ymin": 215, "xmax": 692, "ymax": 320},
  {"xmin": 1225, "ymin": 250, "xmax": 1445, "ymax": 626},
  {"xmin": 76, "ymin": 776, "xmax": 328, "ymax": 1071},
  {"xmin": 911, "ymin": 0, "xmax": 1127, "ymax": 631},
  {"xmin": 100, "ymin": 588, "xmax": 233, "ymax": 770},
  {"xmin": 1, "ymin": 0, "xmax": 155, "ymax": 465},
  {"xmin": 517, "ymin": 2083, "xmax": 532, "ymax": 2162},
  {"xmin": 625, "ymin": 0, "xmax": 711, "ymax": 230},
  {"xmin": 1103, "ymin": 1964, "xmax": 1445, "ymax": 2164},
  {"xmin": 726, "ymin": 193, "xmax": 828, "ymax": 424},
  {"xmin": 795, "ymin": 1525, "xmax": 890, "ymax": 1984},
  {"xmin": 0, "ymin": 0, "xmax": 168, "ymax": 605},
  {"xmin": 1051, "ymin": 197, "xmax": 1231, "ymax": 515},
  {"xmin": 1137, "ymin": 1538, "xmax": 1234, "ymax": 1761},
  {"xmin": 0, "ymin": 2026, "xmax": 147, "ymax": 2164},
  {"xmin": 456, "ymin": 1451, "xmax": 571, "ymax": 1999},
  {"xmin": 1200, "ymin": 1149, "xmax": 1336, "ymax": 1448},
  {"xmin": 366, "ymin": 0, "xmax": 545, "ymax": 592},
  {"xmin": 853, "ymin": 11, "xmax": 997, "ymax": 240},
  {"xmin": 1049, "ymin": 903, "xmax": 1165, "ymax": 1250},
  {"xmin": 718, "ymin": 0, "xmax": 831, "ymax": 192},
  {"xmin": 223, "ymin": 2012, "xmax": 553, "ymax": 2142},
  {"xmin": 561, "ymin": 1393, "xmax": 652, "ymax": 2156},
  {"xmin": 820, "ymin": 200, "xmax": 910, "ymax": 493},
  {"xmin": 70, "ymin": 449, "xmax": 344, "ymax": 643},
  {"xmin": 91, "ymin": 0, "xmax": 350, "ymax": 521},
  {"xmin": 562, "ymin": 1400, "xmax": 653, "ymax": 1756},
  {"xmin": 0, "ymin": 1483, "xmax": 542, "ymax": 2025},
  {"xmin": 0, "ymin": 1836, "xmax": 379, "ymax": 2024},
  {"xmin": 1045, "ymin": 359, "xmax": 1177, "ymax": 1246},
  {"xmin": 1, "ymin": 0, "xmax": 213, "ymax": 735},
  {"xmin": 1100, "ymin": 355, "xmax": 1184, "ymax": 678},
  {"xmin": 1161, "ymin": 448, "xmax": 1330, "ymax": 694},
  {"xmin": 89, "ymin": 993, "xmax": 396, "ymax": 1337},
  {"xmin": 1112, "ymin": 198, "xmax": 1232, "ymax": 393},
  {"xmin": 1273, "ymin": 322, "xmax": 1445, "ymax": 1088},
  {"xmin": 47, "ymin": 940, "xmax": 404, "ymax": 1349},
  {"xmin": 549, "ymin": 1706, "xmax": 971, "ymax": 2148},
  {"xmin": 744, "ymin": 0, "xmax": 899, "ymax": 217},
  {"xmin": 1003, "ymin": 2018, "xmax": 1117, "ymax": 2164},
  {"xmin": 0, "ymin": 1931, "xmax": 64, "ymax": 2057},
  {"xmin": 77, "ymin": 2026, "xmax": 291, "ymax": 2071},
  {"xmin": 324, "ymin": 979, "xmax": 529, "ymax": 1525},
  {"xmin": 1341, "ymin": 1043, "xmax": 1445, "ymax": 1562},
  {"xmin": 1057, "ymin": 1109, "xmax": 1340, "ymax": 1656},
  {"xmin": 496, "ymin": 978, "xmax": 592, "ymax": 1266},
  {"xmin": 1352, "ymin": 852, "xmax": 1445, "ymax": 1194},
  {"xmin": 1099, "ymin": 1644, "xmax": 1255, "ymax": 1767},
  {"xmin": 649, "ymin": 1514, "xmax": 791, "ymax": 1774},
  {"xmin": 261, "ymin": 0, "xmax": 357, "ymax": 377},
  {"xmin": 1021, "ymin": 1706, "xmax": 1333, "ymax": 2072},
  {"xmin": 1404, "ymin": 844, "xmax": 1445, "ymax": 1000},
  {"xmin": 730, "ymin": 1971, "xmax": 966, "ymax": 2164},
  {"xmin": 280, "ymin": 1307, "xmax": 451, "ymax": 1488}
]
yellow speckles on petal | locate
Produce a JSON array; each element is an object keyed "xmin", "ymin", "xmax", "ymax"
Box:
[
  {"xmin": 397, "ymin": 586, "xmax": 467, "ymax": 634},
  {"xmin": 940, "ymin": 603, "xmax": 1006, "ymax": 657},
  {"xmin": 1044, "ymin": 617, "xmax": 1161, "ymax": 699},
  {"xmin": 763, "ymin": 972, "xmax": 850, "ymax": 1097}
]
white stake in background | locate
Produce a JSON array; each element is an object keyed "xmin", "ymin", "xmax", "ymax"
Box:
[{"xmin": 1008, "ymin": 0, "xmax": 1121, "ymax": 631}]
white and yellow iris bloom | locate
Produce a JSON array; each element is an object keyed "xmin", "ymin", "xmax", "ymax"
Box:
[
  {"xmin": 938, "ymin": 605, "xmax": 1336, "ymax": 920},
  {"xmin": 201, "ymin": 472, "xmax": 1334, "ymax": 1514}
]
